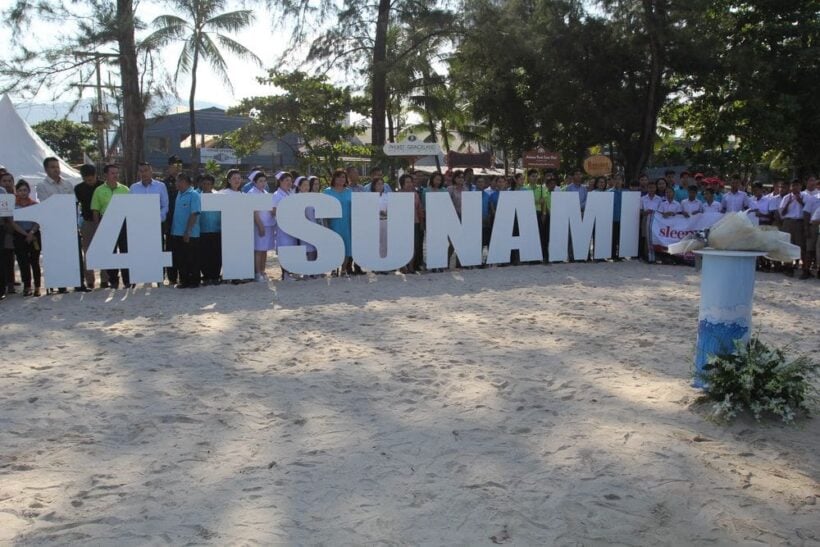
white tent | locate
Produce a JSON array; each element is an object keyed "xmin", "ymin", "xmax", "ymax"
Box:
[{"xmin": 0, "ymin": 94, "xmax": 82, "ymax": 188}]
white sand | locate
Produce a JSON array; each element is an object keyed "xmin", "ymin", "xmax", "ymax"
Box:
[{"xmin": 0, "ymin": 261, "xmax": 818, "ymax": 545}]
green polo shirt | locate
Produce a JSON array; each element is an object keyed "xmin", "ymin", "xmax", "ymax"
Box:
[
  {"xmin": 91, "ymin": 183, "xmax": 130, "ymax": 215},
  {"xmin": 530, "ymin": 184, "xmax": 552, "ymax": 213}
]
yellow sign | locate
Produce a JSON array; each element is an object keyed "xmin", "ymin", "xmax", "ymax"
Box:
[{"xmin": 583, "ymin": 155, "xmax": 613, "ymax": 176}]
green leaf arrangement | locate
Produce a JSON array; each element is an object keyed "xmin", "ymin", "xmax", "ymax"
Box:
[{"xmin": 696, "ymin": 335, "xmax": 818, "ymax": 424}]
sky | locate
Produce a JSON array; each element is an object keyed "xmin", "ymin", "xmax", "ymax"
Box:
[{"xmin": 1, "ymin": 0, "xmax": 336, "ymax": 119}]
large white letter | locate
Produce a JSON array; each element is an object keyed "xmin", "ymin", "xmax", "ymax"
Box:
[
  {"xmin": 351, "ymin": 192, "xmax": 414, "ymax": 271},
  {"xmin": 86, "ymin": 194, "xmax": 170, "ymax": 283},
  {"xmin": 276, "ymin": 193, "xmax": 344, "ymax": 275},
  {"xmin": 487, "ymin": 191, "xmax": 543, "ymax": 264},
  {"xmin": 424, "ymin": 192, "xmax": 482, "ymax": 268},
  {"xmin": 201, "ymin": 193, "xmax": 272, "ymax": 280},
  {"xmin": 14, "ymin": 194, "xmax": 80, "ymax": 288},
  {"xmin": 549, "ymin": 192, "xmax": 614, "ymax": 261},
  {"xmin": 619, "ymin": 191, "xmax": 640, "ymax": 258}
]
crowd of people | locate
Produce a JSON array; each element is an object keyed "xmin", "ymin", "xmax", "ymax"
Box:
[{"xmin": 0, "ymin": 156, "xmax": 818, "ymax": 298}]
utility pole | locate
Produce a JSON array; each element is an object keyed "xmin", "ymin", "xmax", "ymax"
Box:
[{"xmin": 70, "ymin": 51, "xmax": 120, "ymax": 168}]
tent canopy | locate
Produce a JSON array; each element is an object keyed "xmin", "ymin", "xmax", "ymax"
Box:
[{"xmin": 0, "ymin": 94, "xmax": 81, "ymax": 186}]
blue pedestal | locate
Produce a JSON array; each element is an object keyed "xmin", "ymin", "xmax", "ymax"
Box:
[{"xmin": 693, "ymin": 250, "xmax": 765, "ymax": 389}]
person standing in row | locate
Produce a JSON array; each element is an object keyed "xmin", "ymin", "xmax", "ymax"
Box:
[
  {"xmin": 221, "ymin": 169, "xmax": 244, "ymax": 194},
  {"xmin": 323, "ymin": 169, "xmax": 353, "ymax": 276},
  {"xmin": 802, "ymin": 176, "xmax": 818, "ymax": 278},
  {"xmin": 130, "ymin": 160, "xmax": 169, "ymax": 285},
  {"xmin": 170, "ymin": 173, "xmax": 201, "ymax": 288},
  {"xmin": 0, "ymin": 173, "xmax": 15, "ymax": 294},
  {"xmin": 11, "ymin": 180, "xmax": 41, "ymax": 296},
  {"xmin": 658, "ymin": 187, "xmax": 682, "ymax": 217},
  {"xmin": 91, "ymin": 164, "xmax": 130, "ymax": 288},
  {"xmin": 747, "ymin": 182, "xmax": 772, "ymax": 225},
  {"xmin": 249, "ymin": 171, "xmax": 275, "ymax": 282},
  {"xmin": 35, "ymin": 157, "xmax": 74, "ymax": 203},
  {"xmin": 701, "ymin": 188, "xmax": 722, "ymax": 213},
  {"xmin": 779, "ymin": 179, "xmax": 808, "ymax": 278},
  {"xmin": 402, "ymin": 173, "xmax": 424, "ymax": 273},
  {"xmin": 0, "ymin": 182, "xmax": 8, "ymax": 301},
  {"xmin": 271, "ymin": 172, "xmax": 297, "ymax": 280},
  {"xmin": 681, "ymin": 186, "xmax": 704, "ymax": 217},
  {"xmin": 198, "ymin": 174, "xmax": 222, "ymax": 285},
  {"xmin": 163, "ymin": 155, "xmax": 182, "ymax": 285},
  {"xmin": 721, "ymin": 175, "xmax": 749, "ymax": 213},
  {"xmin": 609, "ymin": 175, "xmax": 624, "ymax": 260},
  {"xmin": 640, "ymin": 180, "xmax": 662, "ymax": 262},
  {"xmin": 293, "ymin": 177, "xmax": 318, "ymax": 265},
  {"xmin": 75, "ymin": 164, "xmax": 106, "ymax": 289}
]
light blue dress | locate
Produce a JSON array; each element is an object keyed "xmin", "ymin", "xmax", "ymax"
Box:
[{"xmin": 323, "ymin": 187, "xmax": 352, "ymax": 256}]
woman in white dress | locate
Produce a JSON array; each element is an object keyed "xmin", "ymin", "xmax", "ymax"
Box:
[
  {"xmin": 247, "ymin": 172, "xmax": 274, "ymax": 281},
  {"xmin": 271, "ymin": 172, "xmax": 297, "ymax": 280}
]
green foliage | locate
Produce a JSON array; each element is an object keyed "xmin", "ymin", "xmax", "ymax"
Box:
[
  {"xmin": 662, "ymin": 0, "xmax": 820, "ymax": 176},
  {"xmin": 454, "ymin": 0, "xmax": 716, "ymax": 178},
  {"xmin": 224, "ymin": 128, "xmax": 262, "ymax": 161},
  {"xmin": 202, "ymin": 159, "xmax": 224, "ymax": 180},
  {"xmin": 697, "ymin": 336, "xmax": 818, "ymax": 424},
  {"xmin": 228, "ymin": 70, "xmax": 370, "ymax": 176},
  {"xmin": 32, "ymin": 119, "xmax": 97, "ymax": 163}
]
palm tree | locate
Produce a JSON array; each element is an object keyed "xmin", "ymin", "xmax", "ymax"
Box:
[{"xmin": 142, "ymin": 0, "xmax": 261, "ymax": 170}]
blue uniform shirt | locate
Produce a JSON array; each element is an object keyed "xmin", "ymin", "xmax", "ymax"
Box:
[{"xmin": 171, "ymin": 187, "xmax": 201, "ymax": 237}]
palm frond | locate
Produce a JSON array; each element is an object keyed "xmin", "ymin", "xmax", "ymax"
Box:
[
  {"xmin": 175, "ymin": 38, "xmax": 195, "ymax": 82},
  {"xmin": 198, "ymin": 33, "xmax": 232, "ymax": 92},
  {"xmin": 141, "ymin": 24, "xmax": 185, "ymax": 51},
  {"xmin": 205, "ymin": 9, "xmax": 255, "ymax": 33},
  {"xmin": 214, "ymin": 34, "xmax": 262, "ymax": 66}
]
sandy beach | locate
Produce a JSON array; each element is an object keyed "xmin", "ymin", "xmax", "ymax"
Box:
[{"xmin": 0, "ymin": 260, "xmax": 818, "ymax": 545}]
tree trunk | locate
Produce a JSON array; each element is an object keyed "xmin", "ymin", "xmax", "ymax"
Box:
[
  {"xmin": 370, "ymin": 0, "xmax": 391, "ymax": 151},
  {"xmin": 116, "ymin": 0, "xmax": 144, "ymax": 185},
  {"xmin": 387, "ymin": 101, "xmax": 395, "ymax": 143},
  {"xmin": 630, "ymin": 0, "xmax": 666, "ymax": 182},
  {"xmin": 441, "ymin": 121, "xmax": 451, "ymax": 153},
  {"xmin": 189, "ymin": 40, "xmax": 201, "ymax": 172}
]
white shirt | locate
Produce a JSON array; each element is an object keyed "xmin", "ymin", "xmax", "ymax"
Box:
[
  {"xmin": 779, "ymin": 193, "xmax": 804, "ymax": 219},
  {"xmin": 640, "ymin": 194, "xmax": 662, "ymax": 212},
  {"xmin": 129, "ymin": 179, "xmax": 170, "ymax": 222},
  {"xmin": 219, "ymin": 188, "xmax": 242, "ymax": 194},
  {"xmin": 702, "ymin": 200, "xmax": 722, "ymax": 213},
  {"xmin": 721, "ymin": 190, "xmax": 748, "ymax": 212},
  {"xmin": 811, "ymin": 205, "xmax": 820, "ymax": 229},
  {"xmin": 746, "ymin": 195, "xmax": 767, "ymax": 211},
  {"xmin": 802, "ymin": 193, "xmax": 819, "ymax": 217},
  {"xmin": 36, "ymin": 175, "xmax": 74, "ymax": 202},
  {"xmin": 657, "ymin": 199, "xmax": 682, "ymax": 214},
  {"xmin": 681, "ymin": 198, "xmax": 703, "ymax": 215}
]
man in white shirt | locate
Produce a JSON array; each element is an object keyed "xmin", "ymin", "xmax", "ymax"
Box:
[
  {"xmin": 640, "ymin": 180, "xmax": 662, "ymax": 262},
  {"xmin": 701, "ymin": 188, "xmax": 722, "ymax": 213},
  {"xmin": 779, "ymin": 179, "xmax": 807, "ymax": 278},
  {"xmin": 35, "ymin": 157, "xmax": 74, "ymax": 202},
  {"xmin": 658, "ymin": 187, "xmax": 682, "ymax": 217},
  {"xmin": 721, "ymin": 174, "xmax": 749, "ymax": 213},
  {"xmin": 681, "ymin": 185, "xmax": 703, "ymax": 217},
  {"xmin": 801, "ymin": 175, "xmax": 818, "ymax": 278},
  {"xmin": 746, "ymin": 182, "xmax": 772, "ymax": 225},
  {"xmin": 130, "ymin": 162, "xmax": 170, "ymax": 223}
]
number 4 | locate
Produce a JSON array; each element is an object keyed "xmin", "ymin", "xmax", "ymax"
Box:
[{"xmin": 86, "ymin": 195, "xmax": 171, "ymax": 284}]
